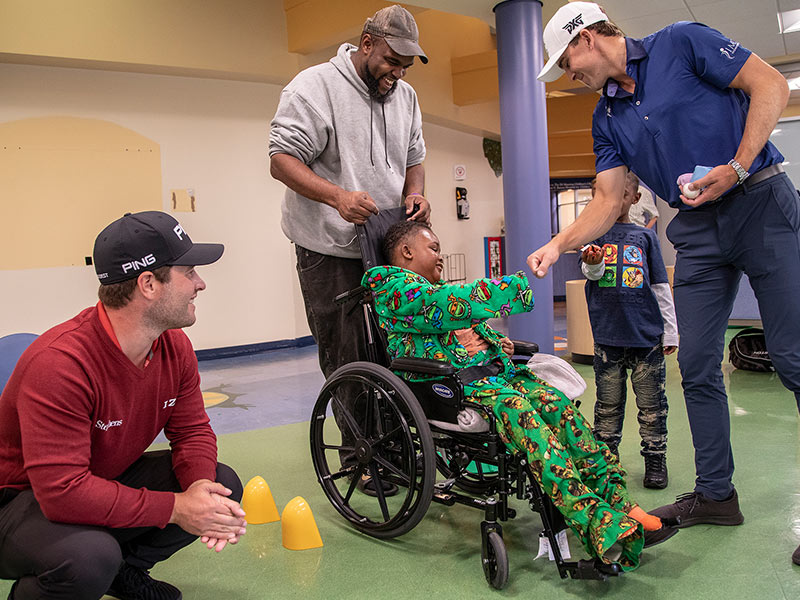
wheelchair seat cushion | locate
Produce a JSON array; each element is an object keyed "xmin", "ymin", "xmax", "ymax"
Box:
[
  {"xmin": 429, "ymin": 407, "xmax": 490, "ymax": 433},
  {"xmin": 526, "ymin": 353, "xmax": 586, "ymax": 400}
]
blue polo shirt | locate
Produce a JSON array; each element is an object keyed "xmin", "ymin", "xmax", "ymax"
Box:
[{"xmin": 593, "ymin": 22, "xmax": 784, "ymax": 209}]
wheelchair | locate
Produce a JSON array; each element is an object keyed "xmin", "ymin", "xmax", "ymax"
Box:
[{"xmin": 308, "ymin": 208, "xmax": 623, "ymax": 589}]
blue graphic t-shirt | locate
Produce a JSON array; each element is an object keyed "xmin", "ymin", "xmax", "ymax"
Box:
[{"xmin": 584, "ymin": 222, "xmax": 669, "ymax": 347}]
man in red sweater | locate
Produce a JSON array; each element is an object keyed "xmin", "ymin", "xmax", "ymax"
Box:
[{"xmin": 0, "ymin": 211, "xmax": 246, "ymax": 600}]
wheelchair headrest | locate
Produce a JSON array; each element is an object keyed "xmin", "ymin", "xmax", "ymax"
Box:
[{"xmin": 357, "ymin": 206, "xmax": 413, "ymax": 271}]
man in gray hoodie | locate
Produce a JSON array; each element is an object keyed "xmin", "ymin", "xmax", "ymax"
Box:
[{"xmin": 269, "ymin": 5, "xmax": 429, "ymax": 492}]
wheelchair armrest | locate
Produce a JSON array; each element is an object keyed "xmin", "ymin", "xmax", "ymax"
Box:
[
  {"xmin": 511, "ymin": 340, "xmax": 538, "ymax": 356},
  {"xmin": 391, "ymin": 357, "xmax": 456, "ymax": 376}
]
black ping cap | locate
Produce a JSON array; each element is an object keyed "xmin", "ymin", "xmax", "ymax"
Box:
[{"xmin": 93, "ymin": 211, "xmax": 224, "ymax": 285}]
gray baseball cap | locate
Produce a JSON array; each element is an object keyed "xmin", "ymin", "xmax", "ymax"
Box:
[{"xmin": 364, "ymin": 5, "xmax": 428, "ymax": 64}]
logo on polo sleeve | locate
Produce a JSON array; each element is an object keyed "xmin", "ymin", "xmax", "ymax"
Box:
[{"xmin": 720, "ymin": 40, "xmax": 740, "ymax": 60}]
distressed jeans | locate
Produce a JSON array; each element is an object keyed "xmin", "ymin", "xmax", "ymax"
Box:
[{"xmin": 592, "ymin": 343, "xmax": 668, "ymax": 457}]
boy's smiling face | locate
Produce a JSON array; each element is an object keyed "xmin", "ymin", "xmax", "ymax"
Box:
[{"xmin": 402, "ymin": 228, "xmax": 443, "ymax": 283}]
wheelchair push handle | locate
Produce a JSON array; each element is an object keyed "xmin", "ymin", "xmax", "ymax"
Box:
[
  {"xmin": 511, "ymin": 341, "xmax": 538, "ymax": 356},
  {"xmin": 335, "ymin": 285, "xmax": 370, "ymax": 305}
]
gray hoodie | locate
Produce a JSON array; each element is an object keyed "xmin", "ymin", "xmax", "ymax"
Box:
[{"xmin": 269, "ymin": 43, "xmax": 426, "ymax": 259}]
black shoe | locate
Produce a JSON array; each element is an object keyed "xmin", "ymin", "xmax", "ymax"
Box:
[
  {"xmin": 643, "ymin": 454, "xmax": 668, "ymax": 489},
  {"xmin": 651, "ymin": 490, "xmax": 744, "ymax": 527},
  {"xmin": 356, "ymin": 474, "xmax": 398, "ymax": 498},
  {"xmin": 643, "ymin": 525, "xmax": 679, "ymax": 548},
  {"xmin": 793, "ymin": 544, "xmax": 800, "ymax": 566},
  {"xmin": 107, "ymin": 562, "xmax": 182, "ymax": 600}
]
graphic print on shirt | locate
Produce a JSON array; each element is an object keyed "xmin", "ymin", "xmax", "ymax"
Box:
[
  {"xmin": 599, "ymin": 267, "xmax": 617, "ymax": 288},
  {"xmin": 622, "ymin": 267, "xmax": 644, "ymax": 288},
  {"xmin": 602, "ymin": 244, "xmax": 618, "ymax": 265},
  {"xmin": 622, "ymin": 245, "xmax": 642, "ymax": 266}
]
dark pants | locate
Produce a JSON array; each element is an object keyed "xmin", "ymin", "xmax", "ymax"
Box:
[
  {"xmin": 592, "ymin": 343, "xmax": 668, "ymax": 457},
  {"xmin": 0, "ymin": 451, "xmax": 242, "ymax": 600},
  {"xmin": 295, "ymin": 245, "xmax": 369, "ymax": 466},
  {"xmin": 667, "ymin": 172, "xmax": 800, "ymax": 500}
]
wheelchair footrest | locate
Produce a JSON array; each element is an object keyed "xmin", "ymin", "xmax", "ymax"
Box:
[{"xmin": 566, "ymin": 559, "xmax": 622, "ymax": 581}]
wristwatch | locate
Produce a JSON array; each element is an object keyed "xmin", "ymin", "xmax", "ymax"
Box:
[{"xmin": 728, "ymin": 159, "xmax": 749, "ymax": 185}]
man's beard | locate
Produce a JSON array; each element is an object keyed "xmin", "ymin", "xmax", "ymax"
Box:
[
  {"xmin": 364, "ymin": 69, "xmax": 397, "ymax": 104},
  {"xmin": 144, "ymin": 299, "xmax": 196, "ymax": 332}
]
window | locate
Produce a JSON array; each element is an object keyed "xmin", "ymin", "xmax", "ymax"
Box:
[
  {"xmin": 550, "ymin": 179, "xmax": 593, "ymax": 235},
  {"xmin": 557, "ymin": 188, "xmax": 593, "ymax": 232}
]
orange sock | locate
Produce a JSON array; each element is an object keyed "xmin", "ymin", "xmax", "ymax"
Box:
[{"xmin": 627, "ymin": 506, "xmax": 662, "ymax": 531}]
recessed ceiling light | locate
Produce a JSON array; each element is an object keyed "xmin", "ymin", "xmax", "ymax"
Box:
[{"xmin": 778, "ymin": 9, "xmax": 800, "ymax": 34}]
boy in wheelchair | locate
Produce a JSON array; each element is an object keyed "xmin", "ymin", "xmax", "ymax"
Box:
[{"xmin": 361, "ymin": 220, "xmax": 676, "ymax": 570}]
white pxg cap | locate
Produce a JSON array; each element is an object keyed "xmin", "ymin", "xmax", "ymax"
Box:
[{"xmin": 537, "ymin": 1, "xmax": 609, "ymax": 82}]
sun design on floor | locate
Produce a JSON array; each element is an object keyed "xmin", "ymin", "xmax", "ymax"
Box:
[{"xmin": 202, "ymin": 384, "xmax": 253, "ymax": 409}]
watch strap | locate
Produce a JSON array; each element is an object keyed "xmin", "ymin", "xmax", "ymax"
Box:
[{"xmin": 728, "ymin": 159, "xmax": 749, "ymax": 185}]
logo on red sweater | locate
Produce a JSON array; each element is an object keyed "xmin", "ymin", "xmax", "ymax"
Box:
[{"xmin": 95, "ymin": 419, "xmax": 123, "ymax": 431}]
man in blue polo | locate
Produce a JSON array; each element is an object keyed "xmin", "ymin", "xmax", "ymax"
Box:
[{"xmin": 527, "ymin": 2, "xmax": 800, "ymax": 564}]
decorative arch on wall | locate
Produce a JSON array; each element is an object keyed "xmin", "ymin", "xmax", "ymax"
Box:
[{"xmin": 0, "ymin": 116, "xmax": 162, "ymax": 270}]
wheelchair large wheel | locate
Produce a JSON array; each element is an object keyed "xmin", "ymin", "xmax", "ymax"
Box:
[{"xmin": 310, "ymin": 361, "xmax": 436, "ymax": 539}]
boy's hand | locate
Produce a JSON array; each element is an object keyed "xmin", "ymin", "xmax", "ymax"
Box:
[
  {"xmin": 500, "ymin": 337, "xmax": 514, "ymax": 357},
  {"xmin": 663, "ymin": 346, "xmax": 677, "ymax": 355},
  {"xmin": 581, "ymin": 244, "xmax": 603, "ymax": 265}
]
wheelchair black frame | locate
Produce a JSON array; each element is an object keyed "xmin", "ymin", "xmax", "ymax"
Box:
[{"xmin": 337, "ymin": 289, "xmax": 622, "ymax": 582}]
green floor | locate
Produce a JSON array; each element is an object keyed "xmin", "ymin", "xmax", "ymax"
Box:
[{"xmin": 3, "ymin": 338, "xmax": 800, "ymax": 599}]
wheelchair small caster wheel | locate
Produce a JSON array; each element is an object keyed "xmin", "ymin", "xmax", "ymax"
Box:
[{"xmin": 482, "ymin": 531, "xmax": 509, "ymax": 589}]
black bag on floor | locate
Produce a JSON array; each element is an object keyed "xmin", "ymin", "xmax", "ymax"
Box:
[{"xmin": 728, "ymin": 328, "xmax": 773, "ymax": 372}]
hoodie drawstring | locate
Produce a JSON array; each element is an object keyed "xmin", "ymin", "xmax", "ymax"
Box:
[
  {"xmin": 369, "ymin": 97, "xmax": 375, "ymax": 167},
  {"xmin": 382, "ymin": 103, "xmax": 391, "ymax": 170},
  {"xmin": 368, "ymin": 97, "xmax": 391, "ymax": 170}
]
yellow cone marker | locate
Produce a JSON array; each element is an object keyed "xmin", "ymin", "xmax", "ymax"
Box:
[
  {"xmin": 241, "ymin": 476, "xmax": 279, "ymax": 524},
  {"xmin": 281, "ymin": 496, "xmax": 323, "ymax": 550}
]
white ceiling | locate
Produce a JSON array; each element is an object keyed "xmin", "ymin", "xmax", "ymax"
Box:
[{"xmin": 417, "ymin": 0, "xmax": 800, "ymax": 62}]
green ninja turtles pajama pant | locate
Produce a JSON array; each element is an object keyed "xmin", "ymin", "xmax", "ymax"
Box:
[{"xmin": 464, "ymin": 368, "xmax": 644, "ymax": 569}]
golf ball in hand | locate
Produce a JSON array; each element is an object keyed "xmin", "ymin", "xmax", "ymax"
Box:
[{"xmin": 683, "ymin": 183, "xmax": 700, "ymax": 199}]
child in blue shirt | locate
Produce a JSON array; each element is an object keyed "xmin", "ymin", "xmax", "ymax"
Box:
[{"xmin": 581, "ymin": 172, "xmax": 678, "ymax": 489}]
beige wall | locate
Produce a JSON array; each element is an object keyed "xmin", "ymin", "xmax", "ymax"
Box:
[
  {"xmin": 0, "ymin": 62, "xmax": 506, "ymax": 350},
  {"xmin": 0, "ymin": 0, "xmax": 299, "ymax": 84},
  {"xmin": 422, "ymin": 123, "xmax": 505, "ymax": 279},
  {"xmin": 0, "ymin": 0, "xmax": 502, "ymax": 138}
]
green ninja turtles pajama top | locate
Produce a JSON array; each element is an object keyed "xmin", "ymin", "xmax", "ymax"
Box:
[{"xmin": 362, "ymin": 265, "xmax": 644, "ymax": 569}]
